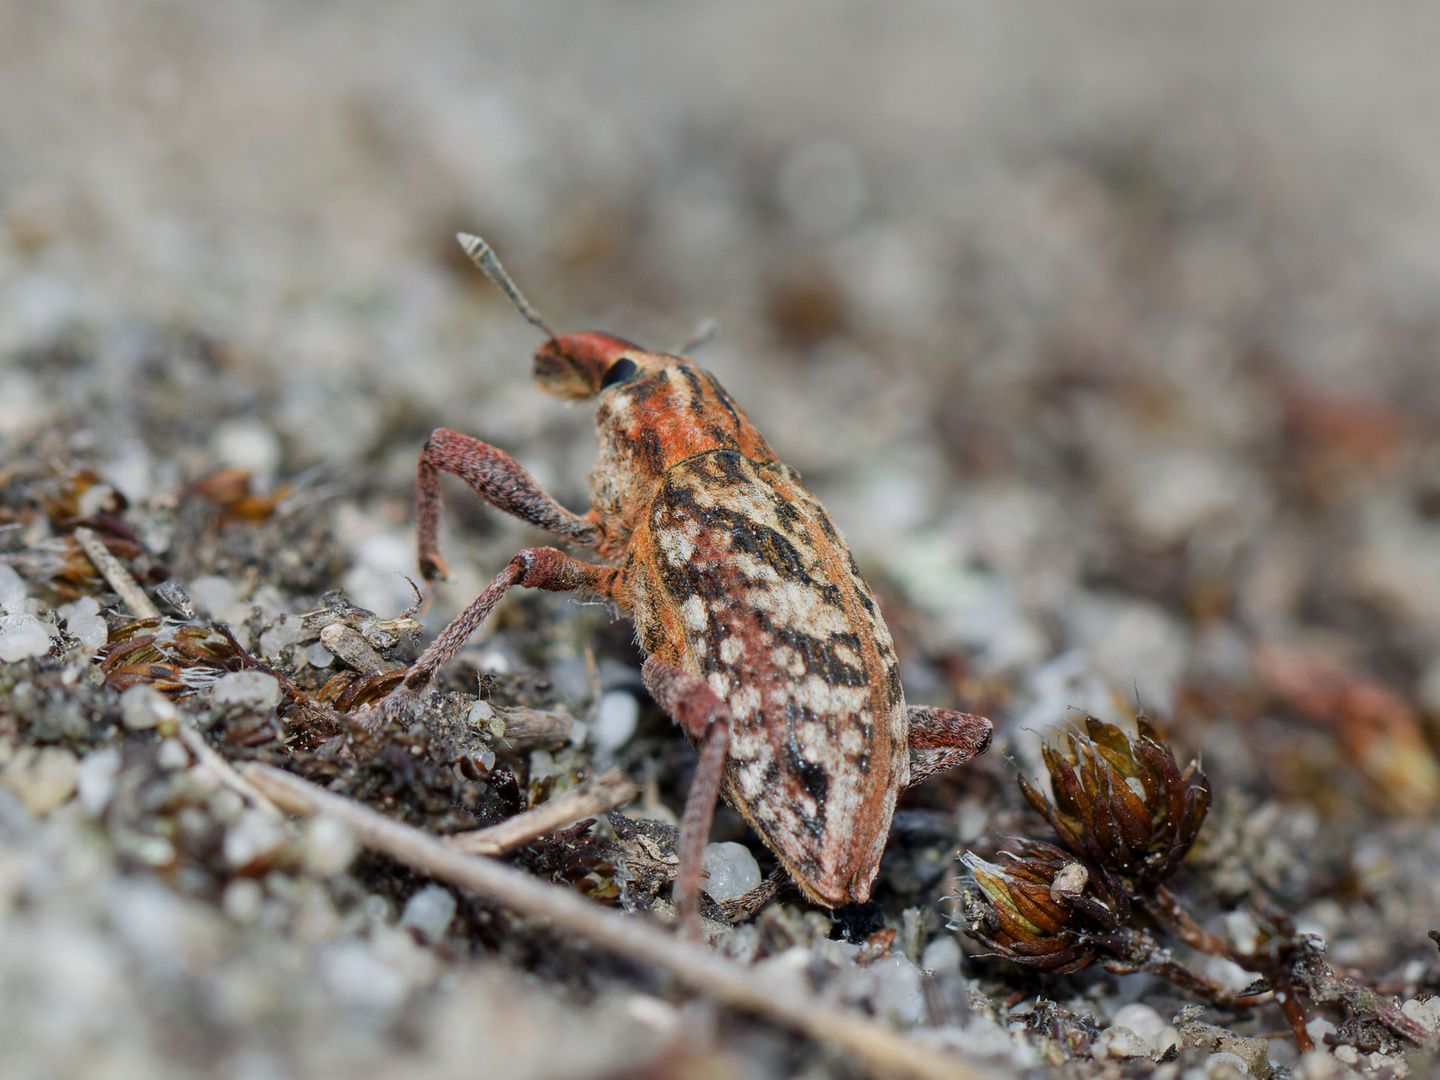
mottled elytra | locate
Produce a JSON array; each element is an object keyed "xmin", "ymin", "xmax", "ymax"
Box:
[{"xmin": 371, "ymin": 233, "xmax": 993, "ymax": 936}]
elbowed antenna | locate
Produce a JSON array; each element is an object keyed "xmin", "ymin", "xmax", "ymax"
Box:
[{"xmin": 455, "ymin": 233, "xmax": 557, "ymax": 339}]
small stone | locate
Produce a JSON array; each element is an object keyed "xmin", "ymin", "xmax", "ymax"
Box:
[
  {"xmin": 61, "ymin": 596, "xmax": 109, "ymax": 654},
  {"xmin": 920, "ymin": 935, "xmax": 962, "ymax": 974},
  {"xmin": 0, "ymin": 563, "xmax": 27, "ymax": 610},
  {"xmin": 224, "ymin": 808, "xmax": 287, "ymax": 868},
  {"xmin": 156, "ymin": 738, "xmax": 190, "ymax": 771},
  {"xmin": 77, "ymin": 746, "xmax": 121, "ymax": 816},
  {"xmin": 258, "ymin": 614, "xmax": 306, "ymax": 660},
  {"xmin": 1206, "ymin": 1050, "xmax": 1251, "ymax": 1077},
  {"xmin": 1111, "ymin": 1003, "xmax": 1178, "ymax": 1053},
  {"xmin": 222, "ymin": 878, "xmax": 265, "ymax": 924},
  {"xmin": 399, "ymin": 884, "xmax": 456, "ymax": 943},
  {"xmin": 1305, "ymin": 1017, "xmax": 1337, "ymax": 1044},
  {"xmin": 0, "ymin": 612, "xmax": 51, "ymax": 662},
  {"xmin": 306, "ymin": 642, "xmax": 334, "ymax": 668},
  {"xmin": 211, "ymin": 419, "xmax": 282, "ymax": 482},
  {"xmin": 592, "ymin": 690, "xmax": 638, "ymax": 751},
  {"xmin": 121, "ymin": 684, "xmax": 179, "ymax": 730},
  {"xmin": 1401, "ymin": 996, "xmax": 1440, "ymax": 1034},
  {"xmin": 865, "ymin": 954, "xmax": 926, "ymax": 1027},
  {"xmin": 1332, "ymin": 1045, "xmax": 1358, "ymax": 1065},
  {"xmin": 320, "ymin": 940, "xmax": 408, "ymax": 1012},
  {"xmin": 1, "ymin": 746, "xmax": 79, "ymax": 815},
  {"xmin": 1094, "ymin": 1025, "xmax": 1149, "ymax": 1059},
  {"xmin": 302, "ymin": 815, "xmax": 358, "ymax": 878},
  {"xmin": 701, "ymin": 841, "xmax": 762, "ymax": 901},
  {"xmin": 212, "ymin": 671, "xmax": 281, "ymax": 711},
  {"xmin": 188, "ymin": 575, "xmax": 240, "ymax": 618}
]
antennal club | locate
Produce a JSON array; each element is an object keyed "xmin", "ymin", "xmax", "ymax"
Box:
[{"xmin": 456, "ymin": 232, "xmax": 557, "ymax": 339}]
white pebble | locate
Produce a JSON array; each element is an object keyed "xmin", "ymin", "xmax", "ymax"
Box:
[
  {"xmin": 320, "ymin": 941, "xmax": 408, "ymax": 1012},
  {"xmin": 258, "ymin": 615, "xmax": 306, "ymax": 660},
  {"xmin": 212, "ymin": 671, "xmax": 281, "ymax": 711},
  {"xmin": 306, "ymin": 642, "xmax": 334, "ymax": 668},
  {"xmin": 1305, "ymin": 1017, "xmax": 1337, "ymax": 1044},
  {"xmin": 77, "ymin": 746, "xmax": 121, "ymax": 816},
  {"xmin": 0, "ymin": 611, "xmax": 51, "ymax": 662},
  {"xmin": 1401, "ymin": 996, "xmax": 1440, "ymax": 1034},
  {"xmin": 701, "ymin": 841, "xmax": 761, "ymax": 901},
  {"xmin": 156, "ymin": 738, "xmax": 190, "ymax": 771},
  {"xmin": 62, "ymin": 596, "xmax": 109, "ymax": 654},
  {"xmin": 224, "ymin": 808, "xmax": 287, "ymax": 868},
  {"xmin": 591, "ymin": 690, "xmax": 639, "ymax": 751},
  {"xmin": 920, "ymin": 935, "xmax": 962, "ymax": 974},
  {"xmin": 188, "ymin": 575, "xmax": 240, "ymax": 618},
  {"xmin": 222, "ymin": 878, "xmax": 265, "ymax": 924},
  {"xmin": 0, "ymin": 563, "xmax": 27, "ymax": 610},
  {"xmin": 0, "ymin": 746, "xmax": 79, "ymax": 815},
  {"xmin": 1205, "ymin": 1051, "xmax": 1251, "ymax": 1077},
  {"xmin": 211, "ymin": 420, "xmax": 282, "ymax": 483},
  {"xmin": 1110, "ymin": 1003, "xmax": 1177, "ymax": 1052},
  {"xmin": 866, "ymin": 954, "xmax": 926, "ymax": 1027},
  {"xmin": 302, "ymin": 815, "xmax": 358, "ymax": 878},
  {"xmin": 121, "ymin": 684, "xmax": 178, "ymax": 730},
  {"xmin": 399, "ymin": 884, "xmax": 456, "ymax": 943},
  {"xmin": 1094, "ymin": 1025, "xmax": 1149, "ymax": 1059}
]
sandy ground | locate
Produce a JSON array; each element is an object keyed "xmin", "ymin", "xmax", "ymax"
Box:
[{"xmin": 5, "ymin": 3, "xmax": 1440, "ymax": 1078}]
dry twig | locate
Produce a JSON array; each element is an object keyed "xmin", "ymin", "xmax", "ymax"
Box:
[
  {"xmin": 446, "ymin": 767, "xmax": 638, "ymax": 855},
  {"xmin": 177, "ymin": 723, "xmax": 283, "ymax": 820},
  {"xmin": 241, "ymin": 762, "xmax": 997, "ymax": 1080},
  {"xmin": 73, "ymin": 526, "xmax": 159, "ymax": 619}
]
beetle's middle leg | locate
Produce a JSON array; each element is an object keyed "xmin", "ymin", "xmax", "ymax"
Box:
[
  {"xmin": 365, "ymin": 547, "xmax": 621, "ymax": 727},
  {"xmin": 905, "ymin": 705, "xmax": 993, "ymax": 788},
  {"xmin": 417, "ymin": 428, "xmax": 602, "ymax": 582},
  {"xmin": 640, "ymin": 656, "xmax": 732, "ymax": 940}
]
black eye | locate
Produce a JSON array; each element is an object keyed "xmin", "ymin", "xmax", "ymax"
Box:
[{"xmin": 600, "ymin": 357, "xmax": 638, "ymax": 389}]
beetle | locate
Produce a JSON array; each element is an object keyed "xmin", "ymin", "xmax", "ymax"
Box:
[{"xmin": 371, "ymin": 234, "xmax": 992, "ymax": 934}]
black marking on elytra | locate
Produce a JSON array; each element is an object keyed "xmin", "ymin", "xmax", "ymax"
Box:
[
  {"xmin": 791, "ymin": 757, "xmax": 830, "ymax": 838},
  {"xmin": 885, "ymin": 664, "xmax": 904, "ymax": 708},
  {"xmin": 680, "ymin": 366, "xmax": 708, "ymax": 416},
  {"xmin": 702, "ymin": 369, "xmax": 744, "ymax": 431}
]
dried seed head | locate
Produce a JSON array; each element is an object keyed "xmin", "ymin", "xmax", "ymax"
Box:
[
  {"xmin": 960, "ymin": 839, "xmax": 1128, "ymax": 974},
  {"xmin": 1019, "ymin": 715, "xmax": 1210, "ymax": 884}
]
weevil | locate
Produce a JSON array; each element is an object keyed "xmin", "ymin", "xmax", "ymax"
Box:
[{"xmin": 372, "ymin": 234, "xmax": 992, "ymax": 933}]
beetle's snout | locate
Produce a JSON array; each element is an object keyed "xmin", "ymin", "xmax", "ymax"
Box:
[{"xmin": 532, "ymin": 331, "xmax": 637, "ymax": 400}]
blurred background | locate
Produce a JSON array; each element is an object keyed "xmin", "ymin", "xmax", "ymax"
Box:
[{"xmin": 6, "ymin": 2, "xmax": 1440, "ymax": 1075}]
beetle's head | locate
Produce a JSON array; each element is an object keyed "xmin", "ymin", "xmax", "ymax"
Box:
[{"xmin": 533, "ymin": 332, "xmax": 654, "ymax": 400}]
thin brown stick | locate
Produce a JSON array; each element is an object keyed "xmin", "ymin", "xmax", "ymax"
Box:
[
  {"xmin": 446, "ymin": 767, "xmax": 638, "ymax": 855},
  {"xmin": 74, "ymin": 526, "xmax": 159, "ymax": 619},
  {"xmin": 241, "ymin": 763, "xmax": 997, "ymax": 1080},
  {"xmin": 1143, "ymin": 883, "xmax": 1229, "ymax": 955}
]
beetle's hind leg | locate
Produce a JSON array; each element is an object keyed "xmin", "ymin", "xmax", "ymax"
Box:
[
  {"xmin": 905, "ymin": 706, "xmax": 993, "ymax": 788},
  {"xmin": 417, "ymin": 428, "xmax": 602, "ymax": 581},
  {"xmin": 361, "ymin": 547, "xmax": 621, "ymax": 730},
  {"xmin": 641, "ymin": 656, "xmax": 733, "ymax": 941}
]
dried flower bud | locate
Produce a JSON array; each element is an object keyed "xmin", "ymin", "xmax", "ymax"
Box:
[
  {"xmin": 99, "ymin": 620, "xmax": 259, "ymax": 696},
  {"xmin": 1018, "ymin": 715, "xmax": 1209, "ymax": 885},
  {"xmin": 960, "ymin": 839, "xmax": 1128, "ymax": 974}
]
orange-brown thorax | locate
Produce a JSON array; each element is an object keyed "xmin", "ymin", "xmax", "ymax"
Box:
[{"xmin": 534, "ymin": 332, "xmax": 777, "ymax": 558}]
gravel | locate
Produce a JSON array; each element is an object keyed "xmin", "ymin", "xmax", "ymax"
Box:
[{"xmin": 6, "ymin": 3, "xmax": 1440, "ymax": 1078}]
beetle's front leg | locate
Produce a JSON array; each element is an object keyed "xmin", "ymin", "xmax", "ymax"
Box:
[
  {"xmin": 417, "ymin": 429, "xmax": 602, "ymax": 582},
  {"xmin": 361, "ymin": 547, "xmax": 621, "ymax": 729},
  {"xmin": 640, "ymin": 656, "xmax": 732, "ymax": 941},
  {"xmin": 905, "ymin": 706, "xmax": 993, "ymax": 788}
]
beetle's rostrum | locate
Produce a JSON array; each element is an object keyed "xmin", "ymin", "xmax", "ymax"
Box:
[{"xmin": 368, "ymin": 233, "xmax": 993, "ymax": 933}]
